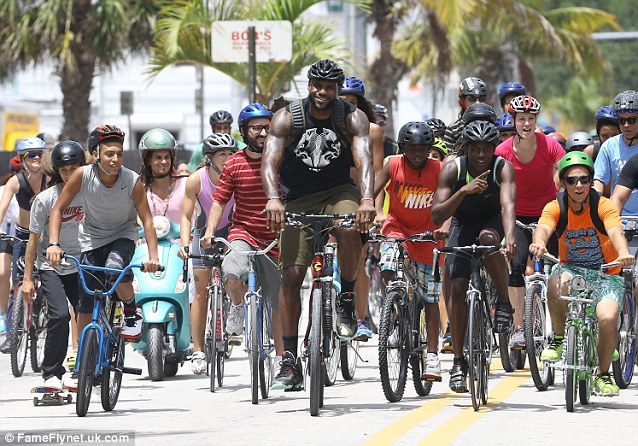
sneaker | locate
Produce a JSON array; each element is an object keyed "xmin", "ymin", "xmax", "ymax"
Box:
[
  {"xmin": 271, "ymin": 351, "xmax": 303, "ymax": 390},
  {"xmin": 440, "ymin": 333, "xmax": 453, "ymax": 353},
  {"xmin": 335, "ymin": 292, "xmax": 357, "ymax": 340},
  {"xmin": 66, "ymin": 349, "xmax": 78, "ymax": 372},
  {"xmin": 191, "ymin": 351, "xmax": 207, "ymax": 375},
  {"xmin": 273, "ymin": 355, "xmax": 282, "ymax": 378},
  {"xmin": 354, "ymin": 319, "xmax": 373, "ymax": 341},
  {"xmin": 387, "ymin": 326, "xmax": 399, "ymax": 348},
  {"xmin": 64, "ymin": 373, "xmax": 78, "ymax": 392},
  {"xmin": 508, "ymin": 328, "xmax": 525, "ymax": 349},
  {"xmin": 540, "ymin": 336, "xmax": 563, "ymax": 362},
  {"xmin": 493, "ymin": 302, "xmax": 513, "ymax": 334},
  {"xmin": 594, "ymin": 373, "xmax": 619, "ymax": 397},
  {"xmin": 225, "ymin": 304, "xmax": 244, "ymax": 336},
  {"xmin": 121, "ymin": 307, "xmax": 143, "ymax": 341},
  {"xmin": 422, "ymin": 352, "xmax": 442, "ymax": 380},
  {"xmin": 0, "ymin": 313, "xmax": 5, "ymax": 335},
  {"xmin": 0, "ymin": 337, "xmax": 12, "ymax": 354},
  {"xmin": 43, "ymin": 375, "xmax": 64, "ymax": 391},
  {"xmin": 449, "ymin": 358, "xmax": 468, "ymax": 393}
]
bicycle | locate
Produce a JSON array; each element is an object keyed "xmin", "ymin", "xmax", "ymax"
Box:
[
  {"xmin": 613, "ymin": 216, "xmax": 638, "ymax": 388},
  {"xmin": 284, "ymin": 212, "xmax": 357, "ymax": 416},
  {"xmin": 184, "ymin": 245, "xmax": 231, "ymax": 392},
  {"xmin": 523, "ymin": 250, "xmax": 557, "ymax": 391},
  {"xmin": 66, "ymin": 254, "xmax": 155, "ymax": 417},
  {"xmin": 433, "ymin": 243, "xmax": 502, "ymax": 411},
  {"xmin": 3, "ymin": 236, "xmax": 48, "ymax": 377},
  {"xmin": 366, "ymin": 244, "xmax": 383, "ymax": 334},
  {"xmin": 368, "ymin": 230, "xmax": 438, "ymax": 402}
]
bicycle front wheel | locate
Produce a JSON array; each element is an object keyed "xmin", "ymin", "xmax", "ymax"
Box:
[
  {"xmin": 324, "ymin": 286, "xmax": 339, "ymax": 387},
  {"xmin": 10, "ymin": 289, "xmax": 28, "ymax": 377},
  {"xmin": 524, "ymin": 284, "xmax": 552, "ymax": 391},
  {"xmin": 309, "ymin": 288, "xmax": 324, "ymax": 416},
  {"xmin": 565, "ymin": 325, "xmax": 577, "ymax": 413},
  {"xmin": 101, "ymin": 335, "xmax": 125, "ymax": 411},
  {"xmin": 77, "ymin": 329, "xmax": 99, "ymax": 417},
  {"xmin": 206, "ymin": 286, "xmax": 219, "ymax": 392},
  {"xmin": 579, "ymin": 327, "xmax": 595, "ymax": 405},
  {"xmin": 340, "ymin": 340, "xmax": 359, "ymax": 381},
  {"xmin": 30, "ymin": 298, "xmax": 47, "ymax": 373},
  {"xmin": 378, "ymin": 291, "xmax": 408, "ymax": 402},
  {"xmin": 259, "ymin": 301, "xmax": 274, "ymax": 399},
  {"xmin": 467, "ymin": 292, "xmax": 484, "ymax": 411},
  {"xmin": 249, "ymin": 293, "xmax": 259, "ymax": 404},
  {"xmin": 613, "ymin": 290, "xmax": 636, "ymax": 389}
]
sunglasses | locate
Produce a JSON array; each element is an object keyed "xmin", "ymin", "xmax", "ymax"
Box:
[
  {"xmin": 462, "ymin": 95, "xmax": 485, "ymax": 103},
  {"xmin": 564, "ymin": 175, "xmax": 592, "ymax": 186},
  {"xmin": 23, "ymin": 151, "xmax": 42, "ymax": 158},
  {"xmin": 248, "ymin": 125, "xmax": 270, "ymax": 134},
  {"xmin": 618, "ymin": 116, "xmax": 638, "ymax": 125}
]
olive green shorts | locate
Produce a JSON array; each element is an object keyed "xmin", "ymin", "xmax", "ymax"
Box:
[{"xmin": 279, "ymin": 184, "xmax": 360, "ymax": 269}]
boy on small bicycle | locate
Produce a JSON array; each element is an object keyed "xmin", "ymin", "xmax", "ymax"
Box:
[
  {"xmin": 530, "ymin": 151, "xmax": 634, "ymax": 397},
  {"xmin": 22, "ymin": 141, "xmax": 87, "ymax": 390},
  {"xmin": 46, "ymin": 125, "xmax": 161, "ymax": 362},
  {"xmin": 373, "ymin": 121, "xmax": 447, "ymax": 380}
]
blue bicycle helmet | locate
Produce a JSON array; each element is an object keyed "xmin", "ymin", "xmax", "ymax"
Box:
[
  {"xmin": 341, "ymin": 76, "xmax": 366, "ymax": 97},
  {"xmin": 542, "ymin": 125, "xmax": 556, "ymax": 134},
  {"xmin": 595, "ymin": 105, "xmax": 617, "ymax": 124},
  {"xmin": 238, "ymin": 103, "xmax": 273, "ymax": 128},
  {"xmin": 16, "ymin": 137, "xmax": 46, "ymax": 154},
  {"xmin": 496, "ymin": 114, "xmax": 515, "ymax": 132},
  {"xmin": 498, "ymin": 82, "xmax": 527, "ymax": 103}
]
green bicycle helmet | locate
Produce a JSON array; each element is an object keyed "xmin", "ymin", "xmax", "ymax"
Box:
[
  {"xmin": 431, "ymin": 139, "xmax": 449, "ymax": 156},
  {"xmin": 138, "ymin": 128, "xmax": 178, "ymax": 159},
  {"xmin": 558, "ymin": 151, "xmax": 594, "ymax": 179}
]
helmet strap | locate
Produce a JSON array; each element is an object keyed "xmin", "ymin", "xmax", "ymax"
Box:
[
  {"xmin": 247, "ymin": 145, "xmax": 263, "ymax": 154},
  {"xmin": 97, "ymin": 160, "xmax": 118, "ymax": 177}
]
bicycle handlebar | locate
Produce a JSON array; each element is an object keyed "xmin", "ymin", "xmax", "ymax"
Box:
[
  {"xmin": 432, "ymin": 245, "xmax": 502, "ymax": 282},
  {"xmin": 0, "ymin": 235, "xmax": 27, "ymax": 244},
  {"xmin": 284, "ymin": 212, "xmax": 356, "ymax": 230},
  {"xmin": 368, "ymin": 231, "xmax": 435, "ymax": 244},
  {"xmin": 515, "ymin": 220, "xmax": 537, "ymax": 232}
]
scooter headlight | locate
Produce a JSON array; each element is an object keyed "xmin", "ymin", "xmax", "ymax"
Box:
[{"xmin": 153, "ymin": 215, "xmax": 171, "ymax": 240}]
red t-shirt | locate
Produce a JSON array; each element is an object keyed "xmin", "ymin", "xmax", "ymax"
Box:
[
  {"xmin": 212, "ymin": 150, "xmax": 278, "ymax": 259},
  {"xmin": 382, "ymin": 156, "xmax": 442, "ymax": 264},
  {"xmin": 495, "ymin": 133, "xmax": 564, "ymax": 217}
]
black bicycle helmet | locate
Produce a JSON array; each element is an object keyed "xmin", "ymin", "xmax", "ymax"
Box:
[
  {"xmin": 397, "ymin": 121, "xmax": 435, "ymax": 146},
  {"xmin": 459, "ymin": 77, "xmax": 487, "ymax": 98},
  {"xmin": 209, "ymin": 110, "xmax": 233, "ymax": 126},
  {"xmin": 461, "ymin": 120, "xmax": 501, "ymax": 146},
  {"xmin": 51, "ymin": 140, "xmax": 86, "ymax": 168},
  {"xmin": 426, "ymin": 118, "xmax": 447, "ymax": 136},
  {"xmin": 612, "ymin": 90, "xmax": 638, "ymax": 115},
  {"xmin": 307, "ymin": 59, "xmax": 345, "ymax": 84},
  {"xmin": 462, "ymin": 103, "xmax": 497, "ymax": 124}
]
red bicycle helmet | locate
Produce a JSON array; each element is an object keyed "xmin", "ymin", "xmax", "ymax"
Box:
[{"xmin": 507, "ymin": 95, "xmax": 541, "ymax": 115}]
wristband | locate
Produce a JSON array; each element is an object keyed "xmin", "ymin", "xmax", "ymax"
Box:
[
  {"xmin": 360, "ymin": 198, "xmax": 374, "ymax": 203},
  {"xmin": 268, "ymin": 197, "xmax": 281, "ymax": 200},
  {"xmin": 48, "ymin": 242, "xmax": 60, "ymax": 248}
]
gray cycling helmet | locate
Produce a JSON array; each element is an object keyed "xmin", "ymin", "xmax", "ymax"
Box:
[
  {"xmin": 209, "ymin": 110, "xmax": 233, "ymax": 126},
  {"xmin": 397, "ymin": 121, "xmax": 435, "ymax": 146},
  {"xmin": 566, "ymin": 131, "xmax": 593, "ymax": 152},
  {"xmin": 613, "ymin": 90, "xmax": 638, "ymax": 115},
  {"xmin": 138, "ymin": 128, "xmax": 177, "ymax": 159},
  {"xmin": 459, "ymin": 77, "xmax": 487, "ymax": 98},
  {"xmin": 203, "ymin": 133, "xmax": 237, "ymax": 155}
]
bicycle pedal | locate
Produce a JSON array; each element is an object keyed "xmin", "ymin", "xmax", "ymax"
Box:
[{"xmin": 422, "ymin": 375, "xmax": 442, "ymax": 382}]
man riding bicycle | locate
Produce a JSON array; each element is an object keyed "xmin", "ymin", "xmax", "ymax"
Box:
[
  {"xmin": 431, "ymin": 120, "xmax": 517, "ymax": 392},
  {"xmin": 262, "ymin": 59, "xmax": 375, "ymax": 390}
]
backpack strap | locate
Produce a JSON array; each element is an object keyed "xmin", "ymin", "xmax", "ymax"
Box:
[
  {"xmin": 556, "ymin": 189, "xmax": 607, "ymax": 237},
  {"xmin": 285, "ymin": 98, "xmax": 307, "ymax": 151}
]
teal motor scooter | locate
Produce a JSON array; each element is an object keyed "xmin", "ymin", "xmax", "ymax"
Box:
[{"xmin": 132, "ymin": 216, "xmax": 191, "ymax": 381}]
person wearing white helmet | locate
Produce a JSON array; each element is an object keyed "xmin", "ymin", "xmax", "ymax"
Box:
[{"xmin": 0, "ymin": 137, "xmax": 47, "ymax": 353}]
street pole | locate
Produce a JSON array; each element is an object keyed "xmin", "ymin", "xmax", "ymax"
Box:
[
  {"xmin": 196, "ymin": 65, "xmax": 204, "ymax": 141},
  {"xmin": 248, "ymin": 26, "xmax": 256, "ymax": 103}
]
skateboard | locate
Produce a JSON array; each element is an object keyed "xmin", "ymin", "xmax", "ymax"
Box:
[{"xmin": 31, "ymin": 386, "xmax": 75, "ymax": 406}]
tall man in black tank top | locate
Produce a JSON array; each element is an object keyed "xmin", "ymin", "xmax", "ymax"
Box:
[
  {"xmin": 262, "ymin": 59, "xmax": 375, "ymax": 390},
  {"xmin": 431, "ymin": 120, "xmax": 517, "ymax": 393}
]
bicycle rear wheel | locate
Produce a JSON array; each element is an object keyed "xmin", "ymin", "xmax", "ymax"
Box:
[
  {"xmin": 613, "ymin": 286, "xmax": 636, "ymax": 389},
  {"xmin": 498, "ymin": 328, "xmax": 515, "ymax": 373},
  {"xmin": 565, "ymin": 325, "xmax": 577, "ymax": 413},
  {"xmin": 217, "ymin": 291, "xmax": 227, "ymax": 388},
  {"xmin": 77, "ymin": 329, "xmax": 99, "ymax": 417},
  {"xmin": 310, "ymin": 288, "xmax": 324, "ymax": 416},
  {"xmin": 411, "ymin": 302, "xmax": 433, "ymax": 397},
  {"xmin": 340, "ymin": 340, "xmax": 359, "ymax": 381},
  {"xmin": 249, "ymin": 293, "xmax": 259, "ymax": 404},
  {"xmin": 206, "ymin": 287, "xmax": 219, "ymax": 392},
  {"xmin": 368, "ymin": 257, "xmax": 383, "ymax": 333},
  {"xmin": 524, "ymin": 284, "xmax": 552, "ymax": 391},
  {"xmin": 259, "ymin": 300, "xmax": 274, "ymax": 399},
  {"xmin": 10, "ymin": 289, "xmax": 28, "ymax": 377},
  {"xmin": 467, "ymin": 292, "xmax": 484, "ymax": 411},
  {"xmin": 480, "ymin": 297, "xmax": 492, "ymax": 406},
  {"xmin": 30, "ymin": 298, "xmax": 47, "ymax": 373},
  {"xmin": 101, "ymin": 335, "xmax": 125, "ymax": 411},
  {"xmin": 378, "ymin": 291, "xmax": 409, "ymax": 402}
]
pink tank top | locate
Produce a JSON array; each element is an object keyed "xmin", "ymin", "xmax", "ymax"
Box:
[
  {"xmin": 197, "ymin": 167, "xmax": 232, "ymax": 230},
  {"xmin": 146, "ymin": 176, "xmax": 187, "ymax": 225}
]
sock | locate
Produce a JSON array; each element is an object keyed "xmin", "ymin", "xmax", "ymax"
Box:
[
  {"xmin": 283, "ymin": 336, "xmax": 298, "ymax": 359},
  {"xmin": 453, "ymin": 356, "xmax": 463, "ymax": 365},
  {"xmin": 341, "ymin": 277, "xmax": 356, "ymax": 294}
]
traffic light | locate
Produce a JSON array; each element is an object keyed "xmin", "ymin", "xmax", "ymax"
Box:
[{"xmin": 120, "ymin": 91, "xmax": 133, "ymax": 116}]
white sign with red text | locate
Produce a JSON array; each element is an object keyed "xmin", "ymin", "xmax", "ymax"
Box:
[{"xmin": 212, "ymin": 21, "xmax": 292, "ymax": 63}]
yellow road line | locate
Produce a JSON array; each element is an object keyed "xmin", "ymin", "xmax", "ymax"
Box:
[
  {"xmin": 417, "ymin": 368, "xmax": 530, "ymax": 446},
  {"xmin": 364, "ymin": 360, "xmax": 529, "ymax": 446}
]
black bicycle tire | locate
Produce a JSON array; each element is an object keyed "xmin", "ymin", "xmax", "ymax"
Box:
[
  {"xmin": 76, "ymin": 329, "xmax": 98, "ymax": 417},
  {"xmin": 468, "ymin": 292, "xmax": 482, "ymax": 411},
  {"xmin": 579, "ymin": 329, "xmax": 594, "ymax": 405},
  {"xmin": 249, "ymin": 292, "xmax": 259, "ymax": 404},
  {"xmin": 209, "ymin": 286, "xmax": 219, "ymax": 392},
  {"xmin": 378, "ymin": 290, "xmax": 408, "ymax": 402},
  {"xmin": 30, "ymin": 299, "xmax": 47, "ymax": 373},
  {"xmin": 524, "ymin": 284, "xmax": 551, "ymax": 391},
  {"xmin": 340, "ymin": 340, "xmax": 359, "ymax": 381},
  {"xmin": 324, "ymin": 286, "xmax": 340, "ymax": 387},
  {"xmin": 411, "ymin": 303, "xmax": 433, "ymax": 397},
  {"xmin": 612, "ymin": 292, "xmax": 636, "ymax": 389},
  {"xmin": 310, "ymin": 288, "xmax": 323, "ymax": 416},
  {"xmin": 101, "ymin": 336, "xmax": 124, "ymax": 411},
  {"xmin": 480, "ymin": 297, "xmax": 490, "ymax": 406},
  {"xmin": 259, "ymin": 300, "xmax": 273, "ymax": 399},
  {"xmin": 498, "ymin": 329, "xmax": 515, "ymax": 373},
  {"xmin": 216, "ymin": 289, "xmax": 227, "ymax": 388},
  {"xmin": 565, "ymin": 325, "xmax": 577, "ymax": 412},
  {"xmin": 10, "ymin": 289, "xmax": 28, "ymax": 377}
]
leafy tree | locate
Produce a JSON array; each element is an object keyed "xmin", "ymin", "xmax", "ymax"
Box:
[{"xmin": 545, "ymin": 78, "xmax": 608, "ymax": 130}]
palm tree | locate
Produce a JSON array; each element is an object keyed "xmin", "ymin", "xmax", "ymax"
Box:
[
  {"xmin": 393, "ymin": 1, "xmax": 619, "ymax": 114},
  {"xmin": 149, "ymin": 0, "xmax": 369, "ymax": 106},
  {"xmin": 545, "ymin": 78, "xmax": 608, "ymax": 130},
  {"xmin": 0, "ymin": 0, "xmax": 161, "ymax": 143}
]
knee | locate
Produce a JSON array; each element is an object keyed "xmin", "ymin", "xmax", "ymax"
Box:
[
  {"xmin": 282, "ymin": 267, "xmax": 305, "ymax": 292},
  {"xmin": 597, "ymin": 304, "xmax": 619, "ymax": 330},
  {"xmin": 478, "ymin": 230, "xmax": 500, "ymax": 246}
]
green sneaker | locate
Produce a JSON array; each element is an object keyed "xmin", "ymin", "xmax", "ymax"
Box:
[
  {"xmin": 594, "ymin": 373, "xmax": 619, "ymax": 397},
  {"xmin": 540, "ymin": 336, "xmax": 563, "ymax": 362}
]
